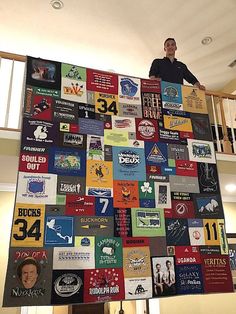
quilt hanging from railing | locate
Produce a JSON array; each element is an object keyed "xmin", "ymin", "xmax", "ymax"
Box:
[{"xmin": 3, "ymin": 56, "xmax": 234, "ymax": 307}]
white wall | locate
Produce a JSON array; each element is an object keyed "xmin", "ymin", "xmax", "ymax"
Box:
[
  {"xmin": 160, "ymin": 293, "xmax": 236, "ymax": 314},
  {"xmin": 109, "ymin": 300, "xmax": 136, "ymax": 314},
  {"xmin": 224, "ymin": 202, "xmax": 236, "ymax": 233}
]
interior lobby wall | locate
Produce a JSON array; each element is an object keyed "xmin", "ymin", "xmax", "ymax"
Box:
[
  {"xmin": 224, "ymin": 202, "xmax": 236, "ymax": 233},
  {"xmin": 159, "ymin": 292, "xmax": 236, "ymax": 314}
]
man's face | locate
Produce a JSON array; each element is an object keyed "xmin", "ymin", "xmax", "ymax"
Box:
[
  {"xmin": 166, "ymin": 261, "xmax": 171, "ymax": 270},
  {"xmin": 21, "ymin": 264, "xmax": 38, "ymax": 289},
  {"xmin": 156, "ymin": 264, "xmax": 161, "ymax": 272},
  {"xmin": 164, "ymin": 40, "xmax": 177, "ymax": 56}
]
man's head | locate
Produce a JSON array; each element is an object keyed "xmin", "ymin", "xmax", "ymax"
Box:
[
  {"xmin": 156, "ymin": 263, "xmax": 161, "ymax": 272},
  {"xmin": 164, "ymin": 38, "xmax": 177, "ymax": 57},
  {"xmin": 17, "ymin": 258, "xmax": 40, "ymax": 289},
  {"xmin": 166, "ymin": 260, "xmax": 172, "ymax": 269}
]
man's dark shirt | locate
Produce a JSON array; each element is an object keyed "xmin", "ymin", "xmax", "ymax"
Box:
[{"xmin": 149, "ymin": 57, "xmax": 198, "ymax": 85}]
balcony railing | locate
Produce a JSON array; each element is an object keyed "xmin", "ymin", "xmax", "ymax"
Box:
[
  {"xmin": 205, "ymin": 91, "xmax": 236, "ymax": 155},
  {"xmin": 1, "ymin": 51, "xmax": 236, "ymax": 156}
]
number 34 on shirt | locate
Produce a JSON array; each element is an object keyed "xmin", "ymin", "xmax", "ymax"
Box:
[
  {"xmin": 95, "ymin": 92, "xmax": 119, "ymax": 116},
  {"xmin": 11, "ymin": 203, "xmax": 45, "ymax": 247}
]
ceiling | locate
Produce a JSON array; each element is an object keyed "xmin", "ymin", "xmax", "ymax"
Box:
[{"xmin": 0, "ymin": 0, "xmax": 236, "ymax": 91}]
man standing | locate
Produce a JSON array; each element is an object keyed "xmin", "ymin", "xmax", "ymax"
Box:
[
  {"xmin": 163, "ymin": 259, "xmax": 176, "ymax": 295},
  {"xmin": 154, "ymin": 263, "xmax": 164, "ymax": 296},
  {"xmin": 149, "ymin": 38, "xmax": 205, "ymax": 90}
]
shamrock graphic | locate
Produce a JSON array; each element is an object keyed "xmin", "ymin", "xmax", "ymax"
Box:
[{"xmin": 141, "ymin": 182, "xmax": 152, "ymax": 197}]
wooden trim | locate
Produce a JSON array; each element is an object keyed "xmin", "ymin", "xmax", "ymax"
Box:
[
  {"xmin": 219, "ymin": 97, "xmax": 232, "ymax": 153},
  {"xmin": 206, "ymin": 90, "xmax": 236, "ymax": 100},
  {"xmin": 227, "ymin": 233, "xmax": 236, "ymax": 238},
  {"xmin": 0, "ymin": 127, "xmax": 21, "ymax": 132},
  {"xmin": 0, "ymin": 51, "xmax": 26, "ymax": 62},
  {"xmin": 0, "ymin": 52, "xmax": 235, "ymax": 102},
  {"xmin": 217, "ymin": 151, "xmax": 236, "ymax": 156}
]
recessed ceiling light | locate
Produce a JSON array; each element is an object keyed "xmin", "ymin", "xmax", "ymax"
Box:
[
  {"xmin": 225, "ymin": 184, "xmax": 236, "ymax": 193},
  {"xmin": 51, "ymin": 0, "xmax": 64, "ymax": 9},
  {"xmin": 201, "ymin": 36, "xmax": 213, "ymax": 45}
]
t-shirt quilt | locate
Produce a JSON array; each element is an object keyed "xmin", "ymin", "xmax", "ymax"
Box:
[{"xmin": 3, "ymin": 56, "xmax": 233, "ymax": 307}]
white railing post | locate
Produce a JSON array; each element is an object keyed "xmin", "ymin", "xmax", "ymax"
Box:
[
  {"xmin": 211, "ymin": 95, "xmax": 222, "ymax": 152},
  {"xmin": 18, "ymin": 62, "xmax": 27, "ymax": 129},
  {"xmin": 4, "ymin": 59, "xmax": 14, "ymax": 128},
  {"xmin": 226, "ymin": 98, "xmax": 236, "ymax": 153}
]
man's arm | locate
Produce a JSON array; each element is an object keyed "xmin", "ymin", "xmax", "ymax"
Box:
[
  {"xmin": 171, "ymin": 271, "xmax": 175, "ymax": 284},
  {"xmin": 154, "ymin": 275, "xmax": 158, "ymax": 285},
  {"xmin": 193, "ymin": 81, "xmax": 206, "ymax": 91},
  {"xmin": 149, "ymin": 59, "xmax": 160, "ymax": 79},
  {"xmin": 183, "ymin": 64, "xmax": 205, "ymax": 90},
  {"xmin": 162, "ymin": 272, "xmax": 167, "ymax": 284}
]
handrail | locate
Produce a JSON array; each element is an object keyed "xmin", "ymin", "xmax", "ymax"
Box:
[
  {"xmin": 0, "ymin": 50, "xmax": 236, "ymax": 100},
  {"xmin": 0, "ymin": 127, "xmax": 21, "ymax": 132},
  {"xmin": 205, "ymin": 91, "xmax": 236, "ymax": 155},
  {"xmin": 0, "ymin": 51, "xmax": 26, "ymax": 62},
  {"xmin": 205, "ymin": 90, "xmax": 236, "ymax": 100}
]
